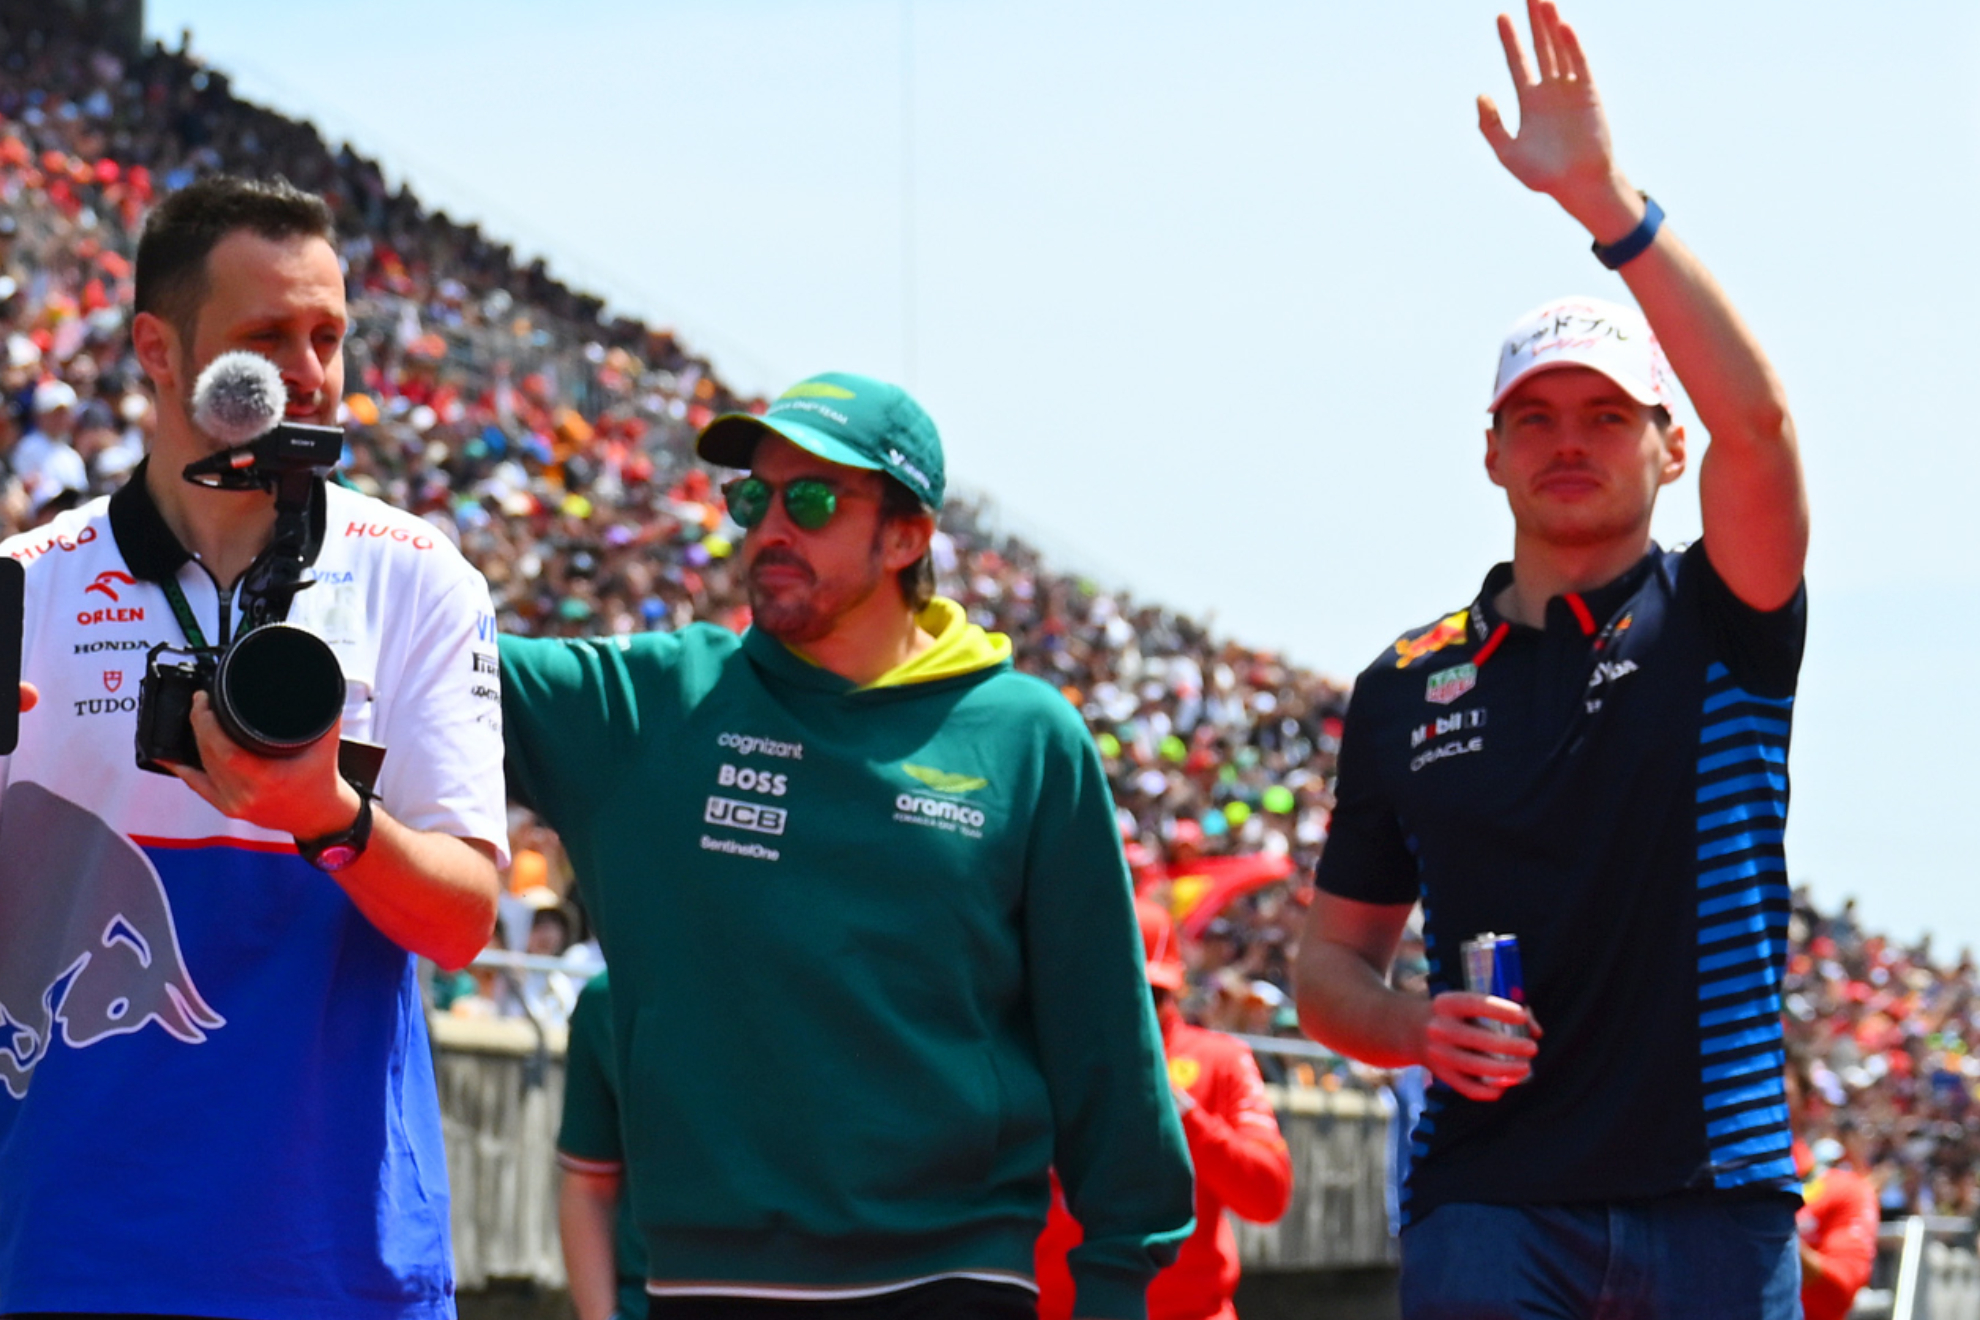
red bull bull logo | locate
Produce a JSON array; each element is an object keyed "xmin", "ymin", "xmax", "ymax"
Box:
[
  {"xmin": 1393, "ymin": 610, "xmax": 1471, "ymax": 670},
  {"xmin": 0, "ymin": 783, "xmax": 224, "ymax": 1100}
]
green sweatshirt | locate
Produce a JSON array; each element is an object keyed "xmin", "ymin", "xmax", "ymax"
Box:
[{"xmin": 500, "ymin": 600, "xmax": 1194, "ymax": 1318}]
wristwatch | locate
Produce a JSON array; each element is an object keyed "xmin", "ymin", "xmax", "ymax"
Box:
[{"xmin": 297, "ymin": 790, "xmax": 374, "ymax": 872}]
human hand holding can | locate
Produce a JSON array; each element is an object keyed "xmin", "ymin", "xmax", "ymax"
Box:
[{"xmin": 1461, "ymin": 932, "xmax": 1532, "ymax": 1049}]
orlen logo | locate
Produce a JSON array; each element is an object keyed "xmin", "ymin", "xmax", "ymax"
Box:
[
  {"xmin": 716, "ymin": 764, "xmax": 788, "ymax": 797},
  {"xmin": 894, "ymin": 794, "xmax": 986, "ymax": 829},
  {"xmin": 79, "ymin": 569, "xmax": 145, "ymax": 621},
  {"xmin": 85, "ymin": 570, "xmax": 135, "ymax": 601},
  {"xmin": 704, "ymin": 796, "xmax": 787, "ymax": 836}
]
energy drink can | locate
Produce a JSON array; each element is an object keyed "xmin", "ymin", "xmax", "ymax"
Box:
[{"xmin": 1460, "ymin": 932, "xmax": 1528, "ymax": 1039}]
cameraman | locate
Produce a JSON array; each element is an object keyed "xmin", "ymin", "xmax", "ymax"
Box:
[{"xmin": 0, "ymin": 176, "xmax": 505, "ymax": 1318}]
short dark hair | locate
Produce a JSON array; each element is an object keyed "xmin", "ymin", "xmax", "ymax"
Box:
[
  {"xmin": 878, "ymin": 475, "xmax": 937, "ymax": 612},
  {"xmin": 134, "ymin": 175, "xmax": 337, "ymax": 349},
  {"xmin": 1491, "ymin": 401, "xmax": 1674, "ymax": 433}
]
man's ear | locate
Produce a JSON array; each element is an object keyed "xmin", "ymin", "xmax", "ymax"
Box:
[
  {"xmin": 882, "ymin": 511, "xmax": 935, "ymax": 572},
  {"xmin": 1484, "ymin": 426, "xmax": 1507, "ymax": 490},
  {"xmin": 131, "ymin": 311, "xmax": 181, "ymax": 397},
  {"xmin": 1659, "ymin": 423, "xmax": 1688, "ymax": 487}
]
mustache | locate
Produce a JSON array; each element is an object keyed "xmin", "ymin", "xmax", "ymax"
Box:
[{"xmin": 748, "ymin": 547, "xmax": 815, "ymax": 584}]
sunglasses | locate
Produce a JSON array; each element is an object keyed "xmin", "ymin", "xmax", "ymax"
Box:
[{"xmin": 722, "ymin": 476, "xmax": 843, "ymax": 532}]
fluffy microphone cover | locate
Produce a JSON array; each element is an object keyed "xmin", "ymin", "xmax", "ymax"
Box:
[{"xmin": 191, "ymin": 351, "xmax": 285, "ymax": 446}]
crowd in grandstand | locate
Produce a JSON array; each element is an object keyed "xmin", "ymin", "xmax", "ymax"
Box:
[{"xmin": 3, "ymin": 15, "xmax": 1975, "ymax": 1228}]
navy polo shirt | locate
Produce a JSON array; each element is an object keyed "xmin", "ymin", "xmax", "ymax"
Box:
[{"xmin": 1317, "ymin": 542, "xmax": 1805, "ymax": 1224}]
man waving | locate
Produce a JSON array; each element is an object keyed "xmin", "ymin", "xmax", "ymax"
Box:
[{"xmin": 1295, "ymin": 5, "xmax": 1809, "ymax": 1317}]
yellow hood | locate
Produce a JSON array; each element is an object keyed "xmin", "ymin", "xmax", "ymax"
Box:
[{"xmin": 865, "ymin": 597, "xmax": 1012, "ymax": 689}]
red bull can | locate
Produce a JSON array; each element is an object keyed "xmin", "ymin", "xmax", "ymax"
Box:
[{"xmin": 1460, "ymin": 932, "xmax": 1527, "ymax": 1037}]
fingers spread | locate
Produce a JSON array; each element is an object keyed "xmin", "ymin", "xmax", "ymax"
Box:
[
  {"xmin": 1477, "ymin": 95, "xmax": 1516, "ymax": 156},
  {"xmin": 1556, "ymin": 17, "xmax": 1591, "ymax": 83},
  {"xmin": 1528, "ymin": 0, "xmax": 1559, "ymax": 81},
  {"xmin": 1496, "ymin": 12, "xmax": 1535, "ymax": 89}
]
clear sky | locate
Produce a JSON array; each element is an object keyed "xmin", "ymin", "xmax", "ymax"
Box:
[{"xmin": 145, "ymin": 0, "xmax": 1980, "ymax": 950}]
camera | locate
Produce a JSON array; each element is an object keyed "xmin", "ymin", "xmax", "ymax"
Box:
[{"xmin": 134, "ymin": 623, "xmax": 346, "ymax": 774}]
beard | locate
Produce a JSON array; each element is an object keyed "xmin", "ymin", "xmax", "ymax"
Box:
[{"xmin": 745, "ymin": 542, "xmax": 886, "ymax": 644}]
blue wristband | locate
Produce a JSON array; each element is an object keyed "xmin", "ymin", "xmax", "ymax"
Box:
[{"xmin": 1592, "ymin": 194, "xmax": 1663, "ymax": 270}]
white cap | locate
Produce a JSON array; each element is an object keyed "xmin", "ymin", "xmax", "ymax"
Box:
[
  {"xmin": 1487, "ymin": 296, "xmax": 1677, "ymax": 414},
  {"xmin": 31, "ymin": 378, "xmax": 78, "ymax": 415}
]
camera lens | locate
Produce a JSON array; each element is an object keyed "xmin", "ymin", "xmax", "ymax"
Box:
[{"xmin": 212, "ymin": 624, "xmax": 345, "ymax": 757}]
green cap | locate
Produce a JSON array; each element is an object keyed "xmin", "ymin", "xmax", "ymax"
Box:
[{"xmin": 696, "ymin": 372, "xmax": 945, "ymax": 510}]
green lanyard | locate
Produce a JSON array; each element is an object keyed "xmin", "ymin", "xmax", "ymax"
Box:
[{"xmin": 160, "ymin": 576, "xmax": 212, "ymax": 651}]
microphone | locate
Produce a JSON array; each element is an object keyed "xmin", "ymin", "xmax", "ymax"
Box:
[
  {"xmin": 181, "ymin": 351, "xmax": 343, "ymax": 492},
  {"xmin": 191, "ymin": 351, "xmax": 285, "ymax": 446}
]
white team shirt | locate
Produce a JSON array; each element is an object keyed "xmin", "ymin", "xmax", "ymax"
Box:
[{"xmin": 1, "ymin": 479, "xmax": 509, "ymax": 856}]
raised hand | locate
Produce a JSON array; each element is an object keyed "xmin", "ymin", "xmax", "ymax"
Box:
[{"xmin": 1477, "ymin": 0, "xmax": 1639, "ymax": 241}]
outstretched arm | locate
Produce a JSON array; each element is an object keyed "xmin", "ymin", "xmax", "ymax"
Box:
[{"xmin": 1480, "ymin": 0, "xmax": 1807, "ymax": 610}]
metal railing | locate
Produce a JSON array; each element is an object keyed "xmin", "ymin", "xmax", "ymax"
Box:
[{"xmin": 1857, "ymin": 1217, "xmax": 1978, "ymax": 1320}]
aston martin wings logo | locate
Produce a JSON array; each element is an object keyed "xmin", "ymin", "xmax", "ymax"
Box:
[{"xmin": 902, "ymin": 763, "xmax": 988, "ymax": 795}]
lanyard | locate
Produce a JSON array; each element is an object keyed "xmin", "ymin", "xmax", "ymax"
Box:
[{"xmin": 160, "ymin": 576, "xmax": 211, "ymax": 651}]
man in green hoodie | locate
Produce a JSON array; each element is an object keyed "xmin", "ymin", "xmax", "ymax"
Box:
[{"xmin": 500, "ymin": 373, "xmax": 1194, "ymax": 1320}]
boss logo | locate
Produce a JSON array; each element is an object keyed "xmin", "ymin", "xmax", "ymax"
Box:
[
  {"xmin": 716, "ymin": 763, "xmax": 788, "ymax": 797},
  {"xmin": 704, "ymin": 796, "xmax": 787, "ymax": 836}
]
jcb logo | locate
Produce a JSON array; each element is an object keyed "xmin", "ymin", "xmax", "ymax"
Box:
[
  {"xmin": 704, "ymin": 796, "xmax": 787, "ymax": 836},
  {"xmin": 716, "ymin": 763, "xmax": 788, "ymax": 797}
]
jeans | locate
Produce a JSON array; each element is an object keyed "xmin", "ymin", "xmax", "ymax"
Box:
[{"xmin": 1399, "ymin": 1197, "xmax": 1800, "ymax": 1320}]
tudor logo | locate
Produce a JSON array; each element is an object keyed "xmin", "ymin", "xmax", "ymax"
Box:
[
  {"xmin": 85, "ymin": 570, "xmax": 136, "ymax": 602},
  {"xmin": 102, "ymin": 671, "xmax": 123, "ymax": 693}
]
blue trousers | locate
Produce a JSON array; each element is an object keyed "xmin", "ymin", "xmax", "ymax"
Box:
[{"xmin": 1399, "ymin": 1197, "xmax": 1800, "ymax": 1320}]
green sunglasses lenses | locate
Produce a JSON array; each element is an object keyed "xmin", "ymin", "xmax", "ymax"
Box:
[
  {"xmin": 782, "ymin": 480, "xmax": 838, "ymax": 530},
  {"xmin": 724, "ymin": 478, "xmax": 770, "ymax": 527},
  {"xmin": 724, "ymin": 477, "xmax": 838, "ymax": 531}
]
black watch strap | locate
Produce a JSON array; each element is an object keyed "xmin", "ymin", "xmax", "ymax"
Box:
[{"xmin": 296, "ymin": 789, "xmax": 374, "ymax": 872}]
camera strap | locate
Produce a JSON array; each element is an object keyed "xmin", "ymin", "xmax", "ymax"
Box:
[{"xmin": 159, "ymin": 578, "xmax": 210, "ymax": 651}]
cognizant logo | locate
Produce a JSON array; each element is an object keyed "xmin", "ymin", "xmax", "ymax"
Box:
[{"xmin": 716, "ymin": 732, "xmax": 804, "ymax": 760}]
